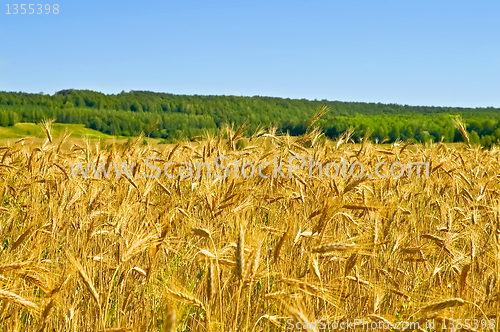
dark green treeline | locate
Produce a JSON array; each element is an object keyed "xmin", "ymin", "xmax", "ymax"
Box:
[{"xmin": 1, "ymin": 89, "xmax": 500, "ymax": 146}]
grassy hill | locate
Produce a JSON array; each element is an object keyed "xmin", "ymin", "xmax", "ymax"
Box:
[{"xmin": 0, "ymin": 123, "xmax": 113, "ymax": 139}]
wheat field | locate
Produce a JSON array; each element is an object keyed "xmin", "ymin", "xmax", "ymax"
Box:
[{"xmin": 0, "ymin": 123, "xmax": 499, "ymax": 331}]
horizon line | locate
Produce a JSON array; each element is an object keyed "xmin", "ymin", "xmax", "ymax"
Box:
[{"xmin": 1, "ymin": 88, "xmax": 499, "ymax": 110}]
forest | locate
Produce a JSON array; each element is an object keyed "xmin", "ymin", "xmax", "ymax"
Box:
[{"xmin": 1, "ymin": 89, "xmax": 500, "ymax": 146}]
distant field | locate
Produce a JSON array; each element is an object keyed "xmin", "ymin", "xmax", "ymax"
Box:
[
  {"xmin": 0, "ymin": 123, "xmax": 162, "ymax": 149},
  {"xmin": 0, "ymin": 123, "xmax": 112, "ymax": 139},
  {"xmin": 0, "ymin": 122, "xmax": 470, "ymax": 157}
]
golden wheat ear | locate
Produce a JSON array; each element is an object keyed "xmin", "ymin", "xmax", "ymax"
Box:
[
  {"xmin": 39, "ymin": 118, "xmax": 55, "ymax": 144},
  {"xmin": 0, "ymin": 289, "xmax": 40, "ymax": 313},
  {"xmin": 306, "ymin": 105, "xmax": 329, "ymax": 134},
  {"xmin": 452, "ymin": 117, "xmax": 470, "ymax": 147}
]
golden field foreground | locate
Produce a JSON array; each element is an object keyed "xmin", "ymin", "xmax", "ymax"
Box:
[{"xmin": 0, "ymin": 125, "xmax": 499, "ymax": 331}]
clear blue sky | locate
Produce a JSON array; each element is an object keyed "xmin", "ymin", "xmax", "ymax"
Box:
[{"xmin": 1, "ymin": 0, "xmax": 499, "ymax": 107}]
